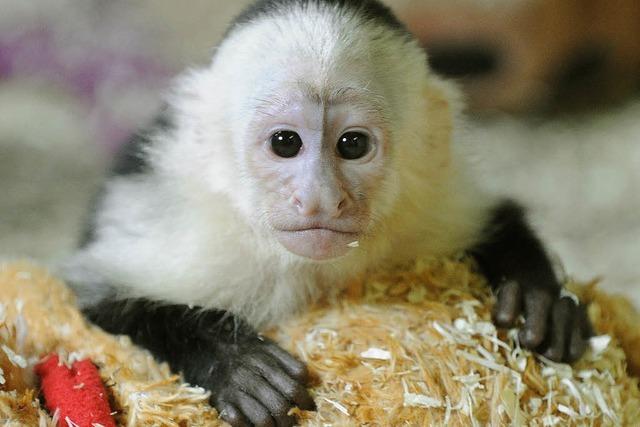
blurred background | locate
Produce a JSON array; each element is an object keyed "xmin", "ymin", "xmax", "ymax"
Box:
[{"xmin": 1, "ymin": 0, "xmax": 639, "ymax": 305}]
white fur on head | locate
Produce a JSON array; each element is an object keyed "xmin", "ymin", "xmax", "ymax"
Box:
[{"xmin": 64, "ymin": 1, "xmax": 492, "ymax": 329}]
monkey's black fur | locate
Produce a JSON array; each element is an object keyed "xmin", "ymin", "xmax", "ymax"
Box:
[
  {"xmin": 84, "ymin": 299, "xmax": 315, "ymax": 427},
  {"xmin": 111, "ymin": 112, "xmax": 172, "ymax": 177},
  {"xmin": 472, "ymin": 201, "xmax": 558, "ymax": 294},
  {"xmin": 78, "ymin": 112, "xmax": 171, "ymax": 247},
  {"xmin": 232, "ymin": 0, "xmax": 409, "ymax": 36},
  {"xmin": 471, "ymin": 200, "xmax": 591, "ymax": 362}
]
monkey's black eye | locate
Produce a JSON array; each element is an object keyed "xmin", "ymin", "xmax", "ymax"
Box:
[
  {"xmin": 270, "ymin": 131, "xmax": 303, "ymax": 158},
  {"xmin": 337, "ymin": 132, "xmax": 370, "ymax": 160}
]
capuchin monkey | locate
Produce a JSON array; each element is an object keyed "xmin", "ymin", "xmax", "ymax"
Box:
[{"xmin": 62, "ymin": 0, "xmax": 592, "ymax": 425}]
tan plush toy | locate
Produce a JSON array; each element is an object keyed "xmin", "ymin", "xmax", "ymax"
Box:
[{"xmin": 0, "ymin": 259, "xmax": 639, "ymax": 426}]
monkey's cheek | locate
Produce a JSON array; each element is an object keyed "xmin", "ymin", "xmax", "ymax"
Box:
[{"xmin": 275, "ymin": 230, "xmax": 359, "ymax": 261}]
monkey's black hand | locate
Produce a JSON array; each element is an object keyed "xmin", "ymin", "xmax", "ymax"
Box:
[
  {"xmin": 471, "ymin": 200, "xmax": 593, "ymax": 363},
  {"xmin": 492, "ymin": 280, "xmax": 592, "ymax": 362},
  {"xmin": 83, "ymin": 300, "xmax": 314, "ymax": 427},
  {"xmin": 193, "ymin": 336, "xmax": 315, "ymax": 427}
]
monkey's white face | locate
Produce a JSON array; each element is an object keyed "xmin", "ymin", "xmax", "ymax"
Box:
[
  {"xmin": 245, "ymin": 87, "xmax": 388, "ymax": 261},
  {"xmin": 192, "ymin": 9, "xmax": 431, "ymax": 263}
]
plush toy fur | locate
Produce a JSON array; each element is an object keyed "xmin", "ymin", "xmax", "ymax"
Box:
[{"xmin": 0, "ymin": 259, "xmax": 639, "ymax": 426}]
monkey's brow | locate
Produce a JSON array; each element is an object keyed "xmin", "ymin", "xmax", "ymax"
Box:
[
  {"xmin": 326, "ymin": 86, "xmax": 375, "ymax": 105},
  {"xmin": 300, "ymin": 82, "xmax": 381, "ymax": 107},
  {"xmin": 252, "ymin": 85, "xmax": 385, "ymax": 117},
  {"xmin": 253, "ymin": 95, "xmax": 290, "ymax": 117}
]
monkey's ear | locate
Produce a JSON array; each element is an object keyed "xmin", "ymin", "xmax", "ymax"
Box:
[
  {"xmin": 418, "ymin": 77, "xmax": 465, "ymax": 171},
  {"xmin": 423, "ymin": 77, "xmax": 465, "ymax": 143}
]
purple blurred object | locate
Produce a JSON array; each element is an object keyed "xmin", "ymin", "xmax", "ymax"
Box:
[{"xmin": 0, "ymin": 23, "xmax": 174, "ymax": 152}]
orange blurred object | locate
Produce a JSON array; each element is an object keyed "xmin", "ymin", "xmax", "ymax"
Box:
[{"xmin": 397, "ymin": 0, "xmax": 640, "ymax": 113}]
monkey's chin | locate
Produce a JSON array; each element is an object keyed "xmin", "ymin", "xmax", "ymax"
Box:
[{"xmin": 275, "ymin": 229, "xmax": 359, "ymax": 261}]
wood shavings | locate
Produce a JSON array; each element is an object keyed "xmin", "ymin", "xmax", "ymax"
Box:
[
  {"xmin": 0, "ymin": 262, "xmax": 221, "ymax": 426},
  {"xmin": 500, "ymin": 386, "xmax": 525, "ymax": 425},
  {"xmin": 557, "ymin": 403, "xmax": 578, "ymax": 417},
  {"xmin": 2, "ymin": 345, "xmax": 27, "ymax": 368},
  {"xmin": 360, "ymin": 348, "xmax": 391, "ymax": 360},
  {"xmin": 321, "ymin": 397, "xmax": 350, "ymax": 415},
  {"xmin": 457, "ymin": 350, "xmax": 512, "ymax": 374},
  {"xmin": 0, "ymin": 259, "xmax": 639, "ymax": 426},
  {"xmin": 589, "ymin": 335, "xmax": 612, "ymax": 356},
  {"xmin": 271, "ymin": 257, "xmax": 640, "ymax": 426},
  {"xmin": 543, "ymin": 414, "xmax": 562, "ymax": 426},
  {"xmin": 403, "ymin": 392, "xmax": 442, "ymax": 408}
]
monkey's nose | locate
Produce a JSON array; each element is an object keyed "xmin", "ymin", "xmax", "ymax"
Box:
[
  {"xmin": 291, "ymin": 191, "xmax": 349, "ymax": 218},
  {"xmin": 333, "ymin": 197, "xmax": 349, "ymax": 218}
]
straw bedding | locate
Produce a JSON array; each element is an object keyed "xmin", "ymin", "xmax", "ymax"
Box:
[{"xmin": 1, "ymin": 259, "xmax": 639, "ymax": 426}]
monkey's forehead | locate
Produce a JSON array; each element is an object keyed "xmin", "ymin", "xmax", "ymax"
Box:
[
  {"xmin": 210, "ymin": 1, "xmax": 425, "ymax": 112},
  {"xmin": 254, "ymin": 83, "xmax": 385, "ymax": 108},
  {"xmin": 217, "ymin": 0, "xmax": 417, "ymax": 71}
]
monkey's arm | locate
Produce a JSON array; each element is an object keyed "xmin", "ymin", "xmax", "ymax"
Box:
[
  {"xmin": 84, "ymin": 299, "xmax": 315, "ymax": 427},
  {"xmin": 471, "ymin": 200, "xmax": 592, "ymax": 362}
]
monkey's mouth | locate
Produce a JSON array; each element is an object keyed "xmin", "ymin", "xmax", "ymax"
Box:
[{"xmin": 274, "ymin": 227, "xmax": 360, "ymax": 261}]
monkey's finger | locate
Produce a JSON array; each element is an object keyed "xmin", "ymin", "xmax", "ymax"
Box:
[
  {"xmin": 579, "ymin": 303, "xmax": 594, "ymax": 338},
  {"xmin": 247, "ymin": 351, "xmax": 316, "ymax": 410},
  {"xmin": 273, "ymin": 414, "xmax": 296, "ymax": 427},
  {"xmin": 542, "ymin": 297, "xmax": 574, "ymax": 362},
  {"xmin": 233, "ymin": 366, "xmax": 294, "ymax": 424},
  {"xmin": 216, "ymin": 401, "xmax": 250, "ymax": 427},
  {"xmin": 275, "ymin": 416, "xmax": 296, "ymax": 427},
  {"xmin": 493, "ymin": 280, "xmax": 522, "ymax": 327},
  {"xmin": 519, "ymin": 287, "xmax": 554, "ymax": 349},
  {"xmin": 262, "ymin": 341, "xmax": 309, "ymax": 383},
  {"xmin": 234, "ymin": 390, "xmax": 276, "ymax": 427},
  {"xmin": 567, "ymin": 305, "xmax": 591, "ymax": 362}
]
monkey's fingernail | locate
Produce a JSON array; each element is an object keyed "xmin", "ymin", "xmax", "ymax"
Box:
[
  {"xmin": 568, "ymin": 338, "xmax": 588, "ymax": 362},
  {"xmin": 543, "ymin": 348, "xmax": 563, "ymax": 362},
  {"xmin": 519, "ymin": 329, "xmax": 543, "ymax": 348},
  {"xmin": 493, "ymin": 311, "xmax": 515, "ymax": 327}
]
